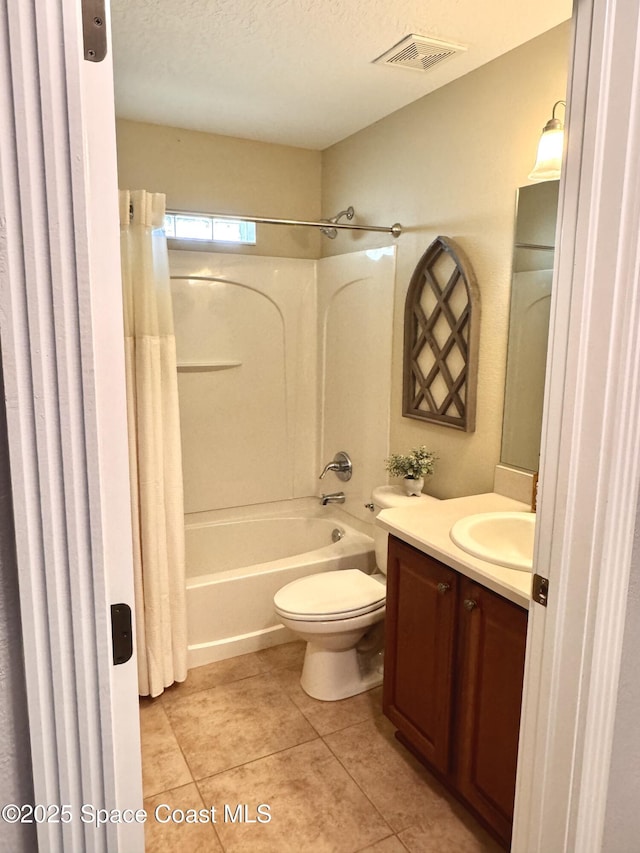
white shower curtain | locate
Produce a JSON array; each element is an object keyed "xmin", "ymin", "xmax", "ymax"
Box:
[{"xmin": 119, "ymin": 189, "xmax": 187, "ymax": 697}]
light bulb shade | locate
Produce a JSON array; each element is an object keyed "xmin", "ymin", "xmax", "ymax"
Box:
[{"xmin": 528, "ymin": 126, "xmax": 564, "ymax": 182}]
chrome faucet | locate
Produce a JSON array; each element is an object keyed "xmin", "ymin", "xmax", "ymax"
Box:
[
  {"xmin": 318, "ymin": 451, "xmax": 352, "ymax": 482},
  {"xmin": 320, "ymin": 492, "xmax": 345, "ymax": 506}
]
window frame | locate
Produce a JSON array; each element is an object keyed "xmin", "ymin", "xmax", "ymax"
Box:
[{"xmin": 164, "ymin": 211, "xmax": 257, "ymax": 246}]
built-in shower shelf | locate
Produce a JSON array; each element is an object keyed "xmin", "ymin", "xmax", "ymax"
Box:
[{"xmin": 177, "ymin": 360, "xmax": 242, "ymax": 372}]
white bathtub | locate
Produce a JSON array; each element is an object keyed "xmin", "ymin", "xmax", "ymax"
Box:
[{"xmin": 185, "ymin": 505, "xmax": 376, "ymax": 668}]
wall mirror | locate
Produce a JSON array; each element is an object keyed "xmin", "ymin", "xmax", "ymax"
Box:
[{"xmin": 501, "ymin": 180, "xmax": 560, "ymax": 472}]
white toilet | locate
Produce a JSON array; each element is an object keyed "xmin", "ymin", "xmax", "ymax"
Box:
[{"xmin": 273, "ymin": 486, "xmax": 436, "ymax": 701}]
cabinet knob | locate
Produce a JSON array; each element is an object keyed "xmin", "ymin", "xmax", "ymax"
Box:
[
  {"xmin": 463, "ymin": 598, "xmax": 478, "ymax": 611},
  {"xmin": 437, "ymin": 582, "xmax": 451, "ymax": 595}
]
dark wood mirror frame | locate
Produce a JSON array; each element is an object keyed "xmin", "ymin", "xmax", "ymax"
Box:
[{"xmin": 402, "ymin": 236, "xmax": 480, "ymax": 431}]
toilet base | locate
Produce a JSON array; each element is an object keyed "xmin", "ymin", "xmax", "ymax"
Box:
[{"xmin": 300, "ymin": 642, "xmax": 383, "ymax": 701}]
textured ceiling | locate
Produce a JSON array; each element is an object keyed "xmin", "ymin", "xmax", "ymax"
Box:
[{"xmin": 110, "ymin": 0, "xmax": 572, "ymax": 150}]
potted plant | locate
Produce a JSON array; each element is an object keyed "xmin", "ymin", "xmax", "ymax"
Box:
[{"xmin": 385, "ymin": 445, "xmax": 437, "ymax": 496}]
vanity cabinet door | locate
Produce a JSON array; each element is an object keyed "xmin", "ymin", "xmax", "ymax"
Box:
[
  {"xmin": 383, "ymin": 536, "xmax": 458, "ymax": 775},
  {"xmin": 455, "ymin": 579, "xmax": 528, "ymax": 845}
]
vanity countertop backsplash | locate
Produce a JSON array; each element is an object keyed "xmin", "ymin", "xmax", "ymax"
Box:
[{"xmin": 377, "ymin": 492, "xmax": 533, "ymax": 608}]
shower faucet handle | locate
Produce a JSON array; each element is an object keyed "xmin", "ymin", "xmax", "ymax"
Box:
[{"xmin": 318, "ymin": 451, "xmax": 352, "ymax": 482}]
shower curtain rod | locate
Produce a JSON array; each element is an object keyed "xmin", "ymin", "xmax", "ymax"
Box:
[{"xmin": 167, "ymin": 207, "xmax": 402, "ymax": 238}]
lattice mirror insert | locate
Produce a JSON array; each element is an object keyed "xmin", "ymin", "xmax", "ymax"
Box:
[{"xmin": 403, "ymin": 236, "xmax": 480, "ymax": 431}]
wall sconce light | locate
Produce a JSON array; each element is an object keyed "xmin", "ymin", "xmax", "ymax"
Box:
[{"xmin": 528, "ymin": 100, "xmax": 566, "ymax": 182}]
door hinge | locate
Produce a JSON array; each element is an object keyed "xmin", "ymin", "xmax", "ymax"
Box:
[
  {"xmin": 82, "ymin": 0, "xmax": 107, "ymax": 63},
  {"xmin": 532, "ymin": 573, "xmax": 549, "ymax": 607},
  {"xmin": 110, "ymin": 603, "xmax": 133, "ymax": 665}
]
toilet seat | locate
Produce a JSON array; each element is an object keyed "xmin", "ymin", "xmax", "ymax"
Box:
[{"xmin": 274, "ymin": 569, "xmax": 385, "ymax": 622}]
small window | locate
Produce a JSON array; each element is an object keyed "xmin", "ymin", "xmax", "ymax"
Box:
[{"xmin": 164, "ymin": 212, "xmax": 256, "ymax": 245}]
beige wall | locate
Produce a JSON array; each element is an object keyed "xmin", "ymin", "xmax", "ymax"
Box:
[
  {"xmin": 321, "ymin": 22, "xmax": 571, "ymax": 498},
  {"xmin": 116, "ymin": 120, "xmax": 322, "ymax": 259}
]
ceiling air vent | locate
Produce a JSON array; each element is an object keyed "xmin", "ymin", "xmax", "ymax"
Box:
[{"xmin": 373, "ymin": 34, "xmax": 466, "ymax": 73}]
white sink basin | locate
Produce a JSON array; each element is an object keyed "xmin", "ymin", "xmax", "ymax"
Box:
[{"xmin": 449, "ymin": 511, "xmax": 535, "ymax": 572}]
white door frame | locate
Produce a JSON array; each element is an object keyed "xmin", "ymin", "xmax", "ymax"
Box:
[
  {"xmin": 0, "ymin": 1, "xmax": 142, "ymax": 851},
  {"xmin": 2, "ymin": 0, "xmax": 640, "ymax": 851},
  {"xmin": 514, "ymin": 0, "xmax": 640, "ymax": 849}
]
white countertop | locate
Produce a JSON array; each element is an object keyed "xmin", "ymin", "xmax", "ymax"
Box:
[{"xmin": 377, "ymin": 492, "xmax": 533, "ymax": 609}]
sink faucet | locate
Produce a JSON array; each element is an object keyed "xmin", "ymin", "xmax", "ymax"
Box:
[
  {"xmin": 320, "ymin": 492, "xmax": 345, "ymax": 506},
  {"xmin": 318, "ymin": 451, "xmax": 352, "ymax": 481}
]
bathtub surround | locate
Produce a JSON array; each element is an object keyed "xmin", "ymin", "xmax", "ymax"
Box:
[
  {"xmin": 318, "ymin": 248, "xmax": 395, "ymax": 524},
  {"xmin": 120, "ymin": 190, "xmax": 188, "ymax": 697},
  {"xmin": 169, "ymin": 251, "xmax": 317, "ymax": 512},
  {"xmin": 171, "ymin": 248, "xmax": 395, "ymax": 522}
]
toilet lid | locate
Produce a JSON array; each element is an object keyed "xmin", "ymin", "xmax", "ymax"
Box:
[{"xmin": 274, "ymin": 569, "xmax": 385, "ymax": 621}]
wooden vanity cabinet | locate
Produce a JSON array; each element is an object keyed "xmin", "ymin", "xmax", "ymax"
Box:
[
  {"xmin": 383, "ymin": 535, "xmax": 459, "ymax": 775},
  {"xmin": 455, "ymin": 576, "xmax": 528, "ymax": 843},
  {"xmin": 383, "ymin": 536, "xmax": 528, "ymax": 848}
]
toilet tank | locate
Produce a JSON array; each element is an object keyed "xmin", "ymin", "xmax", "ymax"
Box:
[{"xmin": 371, "ymin": 486, "xmax": 438, "ymax": 574}]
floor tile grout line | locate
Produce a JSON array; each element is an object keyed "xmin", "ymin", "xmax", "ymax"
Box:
[
  {"xmin": 187, "ymin": 736, "xmax": 395, "ymax": 853},
  {"xmin": 321, "ymin": 730, "xmax": 396, "ymax": 837},
  {"xmin": 353, "ymin": 833, "xmax": 407, "ymax": 853},
  {"xmin": 142, "ymin": 781, "xmax": 225, "ymax": 853},
  {"xmin": 293, "ymin": 701, "xmax": 385, "ymax": 740},
  {"xmin": 253, "ymin": 642, "xmax": 306, "ymax": 674},
  {"xmin": 192, "ymin": 776, "xmax": 229, "ymax": 853},
  {"xmin": 160, "ymin": 669, "xmax": 265, "ymax": 708},
  {"xmin": 142, "ymin": 709, "xmax": 459, "ymax": 850},
  {"xmin": 322, "ymin": 724, "xmax": 497, "ymax": 851},
  {"xmin": 272, "ymin": 667, "xmax": 385, "ymax": 738},
  {"xmin": 153, "ymin": 670, "xmax": 385, "ymax": 793},
  {"xmin": 158, "ymin": 642, "xmax": 305, "ymax": 706},
  {"xmin": 162, "ymin": 659, "xmax": 305, "ymax": 710},
  {"xmin": 391, "ymin": 832, "xmax": 413, "ymax": 853},
  {"xmin": 260, "ymin": 668, "xmax": 329, "ymax": 738},
  {"xmin": 151, "ymin": 671, "xmax": 320, "ymax": 786},
  {"xmin": 154, "ymin": 699, "xmax": 198, "ymax": 788},
  {"xmin": 189, "ymin": 731, "xmax": 321, "ymax": 786},
  {"xmin": 161, "ymin": 653, "xmax": 281, "ymax": 702},
  {"xmin": 139, "ymin": 703, "xmax": 195, "ymax": 800}
]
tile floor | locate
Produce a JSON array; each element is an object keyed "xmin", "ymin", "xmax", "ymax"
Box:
[{"xmin": 140, "ymin": 641, "xmax": 502, "ymax": 853}]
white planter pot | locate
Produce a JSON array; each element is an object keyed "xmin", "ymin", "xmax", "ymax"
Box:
[{"xmin": 403, "ymin": 477, "xmax": 424, "ymax": 496}]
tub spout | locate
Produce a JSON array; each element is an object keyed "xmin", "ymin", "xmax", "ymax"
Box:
[{"xmin": 320, "ymin": 492, "xmax": 345, "ymax": 506}]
